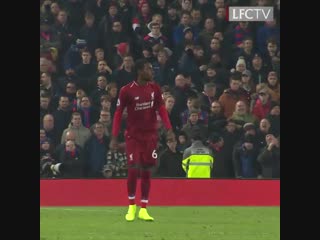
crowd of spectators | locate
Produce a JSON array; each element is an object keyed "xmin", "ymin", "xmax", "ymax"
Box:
[{"xmin": 40, "ymin": 0, "xmax": 280, "ymax": 179}]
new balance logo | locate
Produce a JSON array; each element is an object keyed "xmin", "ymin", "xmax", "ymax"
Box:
[{"xmin": 134, "ymin": 96, "xmax": 139, "ymax": 100}]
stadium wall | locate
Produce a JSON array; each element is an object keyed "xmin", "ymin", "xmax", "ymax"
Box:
[{"xmin": 40, "ymin": 179, "xmax": 279, "ymax": 206}]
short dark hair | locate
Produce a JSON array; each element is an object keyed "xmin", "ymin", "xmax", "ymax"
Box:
[
  {"xmin": 134, "ymin": 58, "xmax": 149, "ymax": 75},
  {"xmin": 230, "ymin": 72, "xmax": 242, "ymax": 81}
]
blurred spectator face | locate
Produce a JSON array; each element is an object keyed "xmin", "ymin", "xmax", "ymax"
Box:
[
  {"xmin": 210, "ymin": 53, "xmax": 221, "ymax": 65},
  {"xmin": 142, "ymin": 49, "xmax": 151, "ymax": 58},
  {"xmin": 181, "ymin": 13, "xmax": 191, "ymax": 25},
  {"xmin": 205, "ymin": 85, "xmax": 216, "ymax": 97},
  {"xmin": 175, "ymin": 74, "xmax": 186, "ymax": 87},
  {"xmin": 230, "ymin": 79, "xmax": 241, "ymax": 91},
  {"xmin": 252, "ymin": 56, "xmax": 262, "ymax": 67},
  {"xmin": 270, "ymin": 105, "xmax": 280, "ymax": 116},
  {"xmin": 40, "ymin": 58, "xmax": 50, "ymax": 73},
  {"xmin": 41, "ymin": 141, "xmax": 50, "ymax": 151},
  {"xmin": 112, "ymin": 21, "xmax": 122, "ymax": 32},
  {"xmin": 141, "ymin": 3, "xmax": 150, "ymax": 14},
  {"xmin": 191, "ymin": 10, "xmax": 201, "ymax": 25},
  {"xmin": 40, "ymin": 129, "xmax": 46, "ymax": 141},
  {"xmin": 235, "ymin": 101, "xmax": 247, "ymax": 114},
  {"xmin": 215, "ymin": 0, "xmax": 225, "ymax": 8},
  {"xmin": 123, "ymin": 56, "xmax": 134, "ymax": 68},
  {"xmin": 40, "ymin": 72, "xmax": 51, "ymax": 86},
  {"xmin": 40, "ymin": 96, "xmax": 50, "ymax": 109},
  {"xmin": 66, "ymin": 83, "xmax": 77, "ymax": 94},
  {"xmin": 43, "ymin": 114, "xmax": 54, "ymax": 130},
  {"xmin": 157, "ymin": 52, "xmax": 168, "ymax": 65},
  {"xmin": 93, "ymin": 123, "xmax": 105, "ymax": 137},
  {"xmin": 76, "ymin": 89, "xmax": 86, "ymax": 99},
  {"xmin": 236, "ymin": 63, "xmax": 246, "ymax": 73},
  {"xmin": 151, "ymin": 24, "xmax": 161, "ymax": 36},
  {"xmin": 210, "ymin": 38, "xmax": 220, "ymax": 50},
  {"xmin": 182, "ymin": 0, "xmax": 192, "ymax": 11},
  {"xmin": 241, "ymin": 73, "xmax": 251, "ymax": 84},
  {"xmin": 211, "ymin": 102, "xmax": 222, "ymax": 114},
  {"xmin": 152, "ymin": 14, "xmax": 163, "ymax": 25},
  {"xmin": 167, "ymin": 137, "xmax": 177, "ymax": 151},
  {"xmin": 65, "ymin": 140, "xmax": 76, "ymax": 152},
  {"xmin": 189, "ymin": 113, "xmax": 199, "ymax": 124},
  {"xmin": 65, "ymin": 68, "xmax": 75, "ymax": 76},
  {"xmin": 157, "ymin": 0, "xmax": 166, "ymax": 8},
  {"xmin": 101, "ymin": 99, "xmax": 111, "ymax": 110},
  {"xmin": 95, "ymin": 49, "xmax": 104, "ymax": 61},
  {"xmin": 258, "ymin": 89, "xmax": 269, "ymax": 104},
  {"xmin": 65, "ymin": 131, "xmax": 76, "ymax": 141},
  {"xmin": 80, "ymin": 97, "xmax": 91, "ymax": 108},
  {"xmin": 97, "ymin": 76, "xmax": 107, "ymax": 89},
  {"xmin": 204, "ymin": 18, "xmax": 214, "ymax": 31},
  {"xmin": 81, "ymin": 51, "xmax": 92, "ymax": 64},
  {"xmin": 267, "ymin": 72, "xmax": 278, "ymax": 86},
  {"xmin": 59, "ymin": 96, "xmax": 70, "ymax": 110},
  {"xmin": 184, "ymin": 31, "xmax": 193, "ymax": 40},
  {"xmin": 98, "ymin": 61, "xmax": 108, "ymax": 72},
  {"xmin": 267, "ymin": 42, "xmax": 277, "ymax": 55},
  {"xmin": 178, "ymin": 135, "xmax": 187, "ymax": 144},
  {"xmin": 57, "ymin": 11, "xmax": 67, "ymax": 24},
  {"xmin": 226, "ymin": 121, "xmax": 236, "ymax": 133},
  {"xmin": 71, "ymin": 114, "xmax": 82, "ymax": 128},
  {"xmin": 193, "ymin": 47, "xmax": 204, "ymax": 57},
  {"xmin": 50, "ymin": 2, "xmax": 60, "ymax": 15},
  {"xmin": 165, "ymin": 96, "xmax": 175, "ymax": 110},
  {"xmin": 206, "ymin": 67, "xmax": 216, "ymax": 77},
  {"xmin": 85, "ymin": 15, "xmax": 95, "ymax": 27},
  {"xmin": 239, "ymin": 21, "xmax": 249, "ymax": 30},
  {"xmin": 217, "ymin": 7, "xmax": 226, "ymax": 19},
  {"xmin": 187, "ymin": 99, "xmax": 196, "ymax": 110},
  {"xmin": 243, "ymin": 39, "xmax": 253, "ymax": 51},
  {"xmin": 100, "ymin": 110, "xmax": 111, "ymax": 122},
  {"xmin": 108, "ymin": 86, "xmax": 118, "ymax": 98},
  {"xmin": 109, "ymin": 6, "xmax": 118, "ymax": 16},
  {"xmin": 214, "ymin": 32, "xmax": 223, "ymax": 41},
  {"xmin": 259, "ymin": 118, "xmax": 271, "ymax": 133},
  {"xmin": 168, "ymin": 7, "xmax": 177, "ymax": 18}
]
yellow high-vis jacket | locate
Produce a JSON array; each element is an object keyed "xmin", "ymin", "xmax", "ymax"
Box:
[{"xmin": 182, "ymin": 140, "xmax": 214, "ymax": 178}]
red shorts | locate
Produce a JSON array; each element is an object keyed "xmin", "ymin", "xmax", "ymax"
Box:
[{"xmin": 125, "ymin": 134, "xmax": 158, "ymax": 167}]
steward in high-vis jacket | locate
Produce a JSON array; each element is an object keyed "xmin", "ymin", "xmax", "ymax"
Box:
[{"xmin": 182, "ymin": 128, "xmax": 214, "ymax": 178}]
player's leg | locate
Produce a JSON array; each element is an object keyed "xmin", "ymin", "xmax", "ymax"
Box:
[
  {"xmin": 125, "ymin": 137, "xmax": 139, "ymax": 221},
  {"xmin": 138, "ymin": 139, "xmax": 157, "ymax": 221},
  {"xmin": 138, "ymin": 165, "xmax": 154, "ymax": 221}
]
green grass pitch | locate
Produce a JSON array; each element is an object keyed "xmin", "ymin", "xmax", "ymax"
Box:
[{"xmin": 40, "ymin": 206, "xmax": 279, "ymax": 240}]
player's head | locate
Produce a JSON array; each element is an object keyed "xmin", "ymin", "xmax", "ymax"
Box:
[{"xmin": 135, "ymin": 58, "xmax": 153, "ymax": 82}]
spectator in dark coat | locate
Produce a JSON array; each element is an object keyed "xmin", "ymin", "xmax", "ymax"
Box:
[
  {"xmin": 257, "ymin": 134, "xmax": 280, "ymax": 178},
  {"xmin": 84, "ymin": 122, "xmax": 110, "ymax": 178}
]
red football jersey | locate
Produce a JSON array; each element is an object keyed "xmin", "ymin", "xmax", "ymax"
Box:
[{"xmin": 112, "ymin": 81, "xmax": 171, "ymax": 139}]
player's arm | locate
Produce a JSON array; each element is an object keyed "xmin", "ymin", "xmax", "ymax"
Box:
[
  {"xmin": 111, "ymin": 87, "xmax": 127, "ymax": 149},
  {"xmin": 154, "ymin": 85, "xmax": 173, "ymax": 133}
]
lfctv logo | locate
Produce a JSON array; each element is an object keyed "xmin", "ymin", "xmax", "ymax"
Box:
[{"xmin": 228, "ymin": 7, "xmax": 274, "ymax": 21}]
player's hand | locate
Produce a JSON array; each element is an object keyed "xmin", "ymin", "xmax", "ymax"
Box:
[{"xmin": 110, "ymin": 137, "xmax": 118, "ymax": 151}]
